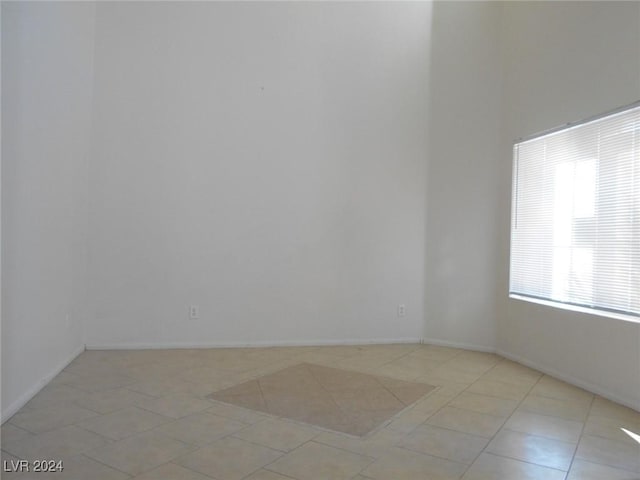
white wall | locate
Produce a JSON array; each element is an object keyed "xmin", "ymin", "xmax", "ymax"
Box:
[
  {"xmin": 497, "ymin": 1, "xmax": 640, "ymax": 409},
  {"xmin": 1, "ymin": 2, "xmax": 95, "ymax": 418},
  {"xmin": 424, "ymin": 1, "xmax": 503, "ymax": 351},
  {"xmin": 3, "ymin": 0, "xmax": 637, "ymax": 416},
  {"xmin": 86, "ymin": 2, "xmax": 431, "ymax": 348}
]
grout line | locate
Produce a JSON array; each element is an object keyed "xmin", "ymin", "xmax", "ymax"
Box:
[
  {"xmin": 564, "ymin": 392, "xmax": 595, "ymax": 477},
  {"xmin": 175, "ymin": 460, "xmax": 223, "ymax": 480},
  {"xmin": 303, "ymin": 363, "xmax": 360, "ymax": 428},
  {"xmin": 438, "ymin": 360, "xmax": 545, "ymax": 477},
  {"xmin": 254, "ymin": 376, "xmax": 270, "ymax": 414},
  {"xmin": 78, "ymin": 452, "xmax": 135, "ymax": 477},
  {"xmin": 478, "ymin": 451, "xmax": 570, "ymax": 473}
]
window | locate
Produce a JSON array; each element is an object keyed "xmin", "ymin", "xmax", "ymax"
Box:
[{"xmin": 510, "ymin": 103, "xmax": 640, "ymax": 320}]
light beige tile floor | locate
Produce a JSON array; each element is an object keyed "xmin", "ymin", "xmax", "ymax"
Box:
[{"xmin": 1, "ymin": 343, "xmax": 639, "ymax": 479}]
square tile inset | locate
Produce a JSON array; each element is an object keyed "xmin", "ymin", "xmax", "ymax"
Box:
[{"xmin": 208, "ymin": 363, "xmax": 435, "ymax": 436}]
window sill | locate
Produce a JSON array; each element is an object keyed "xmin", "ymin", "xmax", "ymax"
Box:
[{"xmin": 509, "ymin": 294, "xmax": 640, "ymax": 324}]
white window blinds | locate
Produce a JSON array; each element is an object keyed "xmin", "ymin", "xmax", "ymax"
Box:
[{"xmin": 510, "ymin": 103, "xmax": 640, "ymax": 319}]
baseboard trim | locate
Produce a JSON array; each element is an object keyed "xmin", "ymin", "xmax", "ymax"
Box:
[
  {"xmin": 421, "ymin": 337, "xmax": 496, "ymax": 353},
  {"xmin": 1, "ymin": 344, "xmax": 86, "ymax": 424},
  {"xmin": 496, "ymin": 348, "xmax": 640, "ymax": 412},
  {"xmin": 85, "ymin": 337, "xmax": 424, "ymax": 350}
]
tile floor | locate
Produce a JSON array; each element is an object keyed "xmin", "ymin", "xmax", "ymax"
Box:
[
  {"xmin": 1, "ymin": 343, "xmax": 639, "ymax": 479},
  {"xmin": 208, "ymin": 363, "xmax": 435, "ymax": 436}
]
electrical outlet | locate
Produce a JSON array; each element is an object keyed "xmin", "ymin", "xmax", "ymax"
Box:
[
  {"xmin": 398, "ymin": 304, "xmax": 406, "ymax": 317},
  {"xmin": 189, "ymin": 305, "xmax": 199, "ymax": 319}
]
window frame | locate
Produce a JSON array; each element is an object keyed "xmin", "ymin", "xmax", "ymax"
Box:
[{"xmin": 509, "ymin": 101, "xmax": 640, "ymax": 324}]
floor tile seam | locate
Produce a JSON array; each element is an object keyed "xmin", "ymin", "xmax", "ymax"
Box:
[
  {"xmin": 107, "ymin": 404, "xmax": 178, "ymax": 423},
  {"xmin": 385, "ymin": 355, "xmax": 450, "ymax": 373},
  {"xmin": 76, "ymin": 414, "xmax": 178, "ymax": 443},
  {"xmin": 238, "ymin": 465, "xmax": 299, "ymax": 480},
  {"xmin": 525, "ymin": 387, "xmax": 594, "ymax": 402},
  {"xmin": 457, "ymin": 367, "xmax": 544, "ymax": 472},
  {"xmin": 529, "ymin": 385, "xmax": 595, "ymax": 402},
  {"xmin": 203, "ymin": 405, "xmax": 268, "ymax": 425},
  {"xmin": 160, "ymin": 413, "xmax": 253, "ymax": 445},
  {"xmin": 394, "ymin": 442, "xmax": 482, "ymax": 467},
  {"xmin": 125, "ymin": 382, "xmax": 176, "ymax": 398},
  {"xmin": 581, "ymin": 428, "xmax": 640, "ymax": 446},
  {"xmin": 476, "ymin": 357, "xmax": 544, "ymax": 376},
  {"xmin": 78, "ymin": 451, "xmax": 136, "ymax": 478},
  {"xmin": 101, "ymin": 384, "xmax": 161, "ymax": 400},
  {"xmin": 204, "ymin": 410, "xmax": 265, "ymax": 432},
  {"xmin": 173, "ymin": 459, "xmax": 229, "ymax": 480},
  {"xmin": 27, "ymin": 383, "xmax": 90, "ymax": 402},
  {"xmin": 434, "ymin": 404, "xmax": 508, "ymax": 421},
  {"xmin": 471, "ymin": 375, "xmax": 535, "ymax": 394},
  {"xmin": 495, "ymin": 426, "xmax": 579, "ymax": 447},
  {"xmin": 264, "ymin": 453, "xmax": 376, "ymax": 480},
  {"xmin": 9, "ymin": 423, "xmax": 119, "ymax": 457},
  {"xmin": 479, "ymin": 451, "xmax": 570, "ymax": 473},
  {"xmin": 375, "ymin": 381, "xmax": 413, "ymax": 409},
  {"xmin": 263, "ymin": 438, "xmax": 377, "ymax": 473},
  {"xmin": 513, "ymin": 404, "xmax": 587, "ymax": 424},
  {"xmin": 130, "ymin": 394, "xmax": 209, "ymax": 414},
  {"xmin": 0, "ymin": 443, "xmax": 31, "ymax": 460},
  {"xmin": 588, "ymin": 406, "xmax": 640, "ymax": 423},
  {"xmin": 381, "ymin": 446, "xmax": 474, "ymax": 479},
  {"xmin": 475, "ymin": 454, "xmax": 568, "ymax": 476},
  {"xmin": 227, "ymin": 432, "xmax": 294, "ymax": 455},
  {"xmin": 229, "ymin": 417, "xmax": 323, "ymax": 453},
  {"xmin": 482, "ymin": 360, "xmax": 543, "ymax": 374},
  {"xmin": 355, "ymin": 352, "xmax": 413, "ymax": 367},
  {"xmin": 578, "ymin": 430, "xmax": 640, "ymax": 450},
  {"xmin": 255, "ymin": 371, "xmax": 282, "ymax": 416},
  {"xmin": 372, "ymin": 345, "xmax": 425, "ymax": 368},
  {"xmin": 113, "ymin": 423, "xmax": 200, "ymax": 450},
  {"xmin": 1, "ymin": 448, "xmax": 25, "ymax": 461},
  {"xmin": 437, "ymin": 354, "xmax": 499, "ymax": 368},
  {"xmin": 399, "ymin": 383, "xmax": 468, "ymax": 428},
  {"xmin": 449, "ymin": 354, "xmax": 502, "ymax": 366},
  {"xmin": 473, "ymin": 371, "xmax": 540, "ymax": 388},
  {"xmin": 301, "ymin": 363, "xmax": 360, "ymax": 424},
  {"xmin": 309, "ymin": 434, "xmax": 371, "ymax": 454},
  {"xmin": 10, "ymin": 400, "xmax": 102, "ymax": 422},
  {"xmin": 585, "ymin": 411, "xmax": 640, "ymax": 426},
  {"xmin": 67, "ymin": 399, "xmax": 131, "ymax": 416},
  {"xmin": 446, "ymin": 402, "xmax": 518, "ymax": 419},
  {"xmin": 410, "ymin": 422, "xmax": 494, "ymax": 442},
  {"xmin": 105, "ymin": 358, "xmax": 159, "ymax": 369},
  {"xmin": 354, "ymin": 401, "xmax": 423, "ymax": 439},
  {"xmin": 1, "ymin": 422, "xmax": 33, "ymax": 439},
  {"xmin": 70, "ymin": 381, "xmax": 139, "ymax": 395},
  {"xmin": 431, "ymin": 364, "xmax": 495, "ymax": 379},
  {"xmin": 569, "ymin": 458, "xmax": 640, "ymax": 476},
  {"xmin": 564, "ymin": 393, "xmax": 596, "ymax": 477},
  {"xmin": 7, "ymin": 417, "xmax": 91, "ymax": 437},
  {"xmin": 464, "ymin": 385, "xmax": 531, "ymax": 402},
  {"xmin": 274, "ymin": 413, "xmax": 367, "ymax": 440}
]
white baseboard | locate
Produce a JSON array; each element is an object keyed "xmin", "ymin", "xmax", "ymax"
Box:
[
  {"xmin": 1, "ymin": 344, "xmax": 86, "ymax": 424},
  {"xmin": 421, "ymin": 337, "xmax": 496, "ymax": 353},
  {"xmin": 85, "ymin": 337, "xmax": 424, "ymax": 350},
  {"xmin": 497, "ymin": 348, "xmax": 640, "ymax": 412}
]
